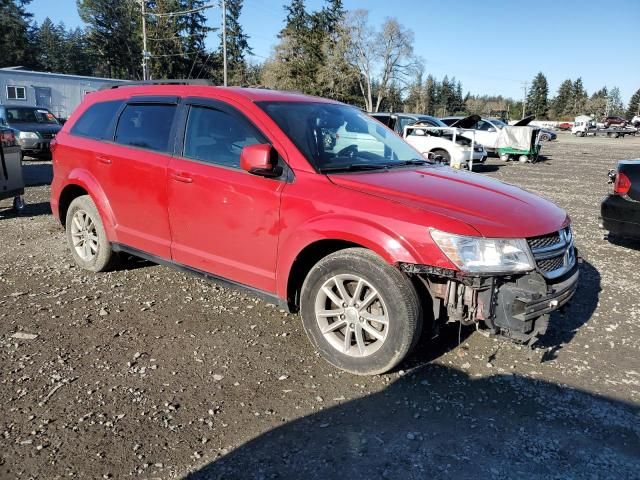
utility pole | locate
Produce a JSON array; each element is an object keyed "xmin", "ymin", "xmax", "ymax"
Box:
[
  {"xmin": 221, "ymin": 0, "xmax": 227, "ymax": 86},
  {"xmin": 521, "ymin": 81, "xmax": 528, "ymax": 119},
  {"xmin": 141, "ymin": 0, "xmax": 149, "ymax": 80}
]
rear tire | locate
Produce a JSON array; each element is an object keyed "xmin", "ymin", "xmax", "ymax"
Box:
[
  {"xmin": 431, "ymin": 149, "xmax": 450, "ymax": 164},
  {"xmin": 65, "ymin": 195, "xmax": 116, "ymax": 272},
  {"xmin": 519, "ymin": 155, "xmax": 529, "ymax": 163},
  {"xmin": 299, "ymin": 248, "xmax": 422, "ymax": 375}
]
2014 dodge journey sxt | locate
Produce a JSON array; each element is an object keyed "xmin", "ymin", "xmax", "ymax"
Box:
[{"xmin": 50, "ymin": 81, "xmax": 579, "ymax": 375}]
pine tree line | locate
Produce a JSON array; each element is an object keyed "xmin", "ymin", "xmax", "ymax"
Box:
[
  {"xmin": 0, "ymin": 0, "xmax": 253, "ymax": 82},
  {"xmin": 1, "ymin": 0, "xmax": 638, "ymax": 119}
]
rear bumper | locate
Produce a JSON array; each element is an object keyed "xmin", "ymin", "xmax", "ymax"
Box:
[{"xmin": 601, "ymin": 194, "xmax": 640, "ymax": 239}]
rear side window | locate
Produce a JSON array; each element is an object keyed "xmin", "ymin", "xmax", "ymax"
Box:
[
  {"xmin": 71, "ymin": 101, "xmax": 123, "ymax": 139},
  {"xmin": 114, "ymin": 104, "xmax": 176, "ymax": 152}
]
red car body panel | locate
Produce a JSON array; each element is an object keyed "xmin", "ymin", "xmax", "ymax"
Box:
[{"xmin": 51, "ymin": 85, "xmax": 571, "ymax": 301}]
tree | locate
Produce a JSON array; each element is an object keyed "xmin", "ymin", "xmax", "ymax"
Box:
[
  {"xmin": 550, "ymin": 79, "xmax": 574, "ymax": 119},
  {"xmin": 587, "ymin": 87, "xmax": 608, "ymax": 119},
  {"xmin": 0, "ymin": 0, "xmax": 37, "ymax": 68},
  {"xmin": 344, "ymin": 9, "xmax": 376, "ymax": 111},
  {"xmin": 223, "ymin": 0, "xmax": 251, "ymax": 84},
  {"xmin": 626, "ymin": 88, "xmax": 640, "ymax": 120},
  {"xmin": 181, "ymin": 0, "xmax": 216, "ymax": 80},
  {"xmin": 373, "ymin": 18, "xmax": 419, "ymax": 112},
  {"xmin": 78, "ymin": 0, "xmax": 142, "ymax": 79},
  {"xmin": 606, "ymin": 87, "xmax": 624, "ymax": 116},
  {"xmin": 526, "ymin": 72, "xmax": 549, "ymax": 119},
  {"xmin": 571, "ymin": 78, "xmax": 588, "ymax": 116},
  {"xmin": 35, "ymin": 18, "xmax": 67, "ymax": 73},
  {"xmin": 262, "ymin": 0, "xmax": 316, "ymax": 92}
]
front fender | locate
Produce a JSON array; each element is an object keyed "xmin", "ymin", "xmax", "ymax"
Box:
[
  {"xmin": 63, "ymin": 169, "xmax": 118, "ymax": 240},
  {"xmin": 275, "ymin": 214, "xmax": 422, "ymax": 299}
]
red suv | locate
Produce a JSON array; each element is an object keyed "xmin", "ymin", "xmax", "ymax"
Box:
[
  {"xmin": 602, "ymin": 116, "xmax": 628, "ymax": 128},
  {"xmin": 50, "ymin": 82, "xmax": 579, "ymax": 374}
]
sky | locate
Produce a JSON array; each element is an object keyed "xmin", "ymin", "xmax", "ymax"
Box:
[{"xmin": 28, "ymin": 0, "xmax": 640, "ymax": 103}]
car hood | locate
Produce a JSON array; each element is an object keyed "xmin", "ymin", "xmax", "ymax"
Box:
[
  {"xmin": 8, "ymin": 122, "xmax": 61, "ymax": 134},
  {"xmin": 513, "ymin": 115, "xmax": 535, "ymax": 126},
  {"xmin": 450, "ymin": 114, "xmax": 480, "ymax": 129},
  {"xmin": 328, "ymin": 167, "xmax": 568, "ymax": 238}
]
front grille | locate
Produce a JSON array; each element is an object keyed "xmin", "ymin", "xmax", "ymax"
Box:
[
  {"xmin": 537, "ymin": 255, "xmax": 565, "ymax": 273},
  {"xmin": 527, "ymin": 227, "xmax": 575, "ymax": 279},
  {"xmin": 527, "ymin": 232, "xmax": 561, "ymax": 250},
  {"xmin": 40, "ymin": 133, "xmax": 55, "ymax": 139}
]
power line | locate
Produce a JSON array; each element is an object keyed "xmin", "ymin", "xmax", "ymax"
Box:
[{"xmin": 144, "ymin": 2, "xmax": 215, "ymax": 18}]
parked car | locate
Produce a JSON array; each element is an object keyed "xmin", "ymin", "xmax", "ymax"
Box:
[
  {"xmin": 602, "ymin": 116, "xmax": 628, "ymax": 128},
  {"xmin": 370, "ymin": 112, "xmax": 486, "ymax": 169},
  {"xmin": 0, "ymin": 126, "xmax": 25, "ymax": 210},
  {"xmin": 556, "ymin": 122, "xmax": 573, "ymax": 131},
  {"xmin": 601, "ymin": 160, "xmax": 640, "ymax": 240},
  {"xmin": 51, "ymin": 82, "xmax": 578, "ymax": 375},
  {"xmin": 0, "ymin": 105, "xmax": 62, "ymax": 159},
  {"xmin": 440, "ymin": 116, "xmax": 505, "ymax": 153},
  {"xmin": 631, "ymin": 115, "xmax": 640, "ymax": 128}
]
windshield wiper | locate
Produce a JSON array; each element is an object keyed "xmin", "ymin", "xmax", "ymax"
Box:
[{"xmin": 319, "ymin": 163, "xmax": 391, "ymax": 173}]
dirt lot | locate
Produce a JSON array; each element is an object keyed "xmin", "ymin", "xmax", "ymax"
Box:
[{"xmin": 1, "ymin": 132, "xmax": 639, "ymax": 479}]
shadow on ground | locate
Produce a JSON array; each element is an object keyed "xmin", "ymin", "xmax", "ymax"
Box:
[
  {"xmin": 0, "ymin": 201, "xmax": 51, "ymax": 219},
  {"xmin": 184, "ymin": 363, "xmax": 639, "ymax": 480},
  {"xmin": 538, "ymin": 260, "xmax": 600, "ymax": 361}
]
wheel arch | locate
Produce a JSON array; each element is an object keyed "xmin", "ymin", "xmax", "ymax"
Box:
[
  {"xmin": 278, "ymin": 218, "xmax": 422, "ymax": 311},
  {"xmin": 56, "ymin": 170, "xmax": 117, "ymax": 239}
]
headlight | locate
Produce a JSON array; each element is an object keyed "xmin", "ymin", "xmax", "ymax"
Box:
[
  {"xmin": 18, "ymin": 131, "xmax": 39, "ymax": 139},
  {"xmin": 430, "ymin": 229, "xmax": 534, "ymax": 274}
]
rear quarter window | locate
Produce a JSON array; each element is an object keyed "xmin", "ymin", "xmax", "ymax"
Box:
[{"xmin": 70, "ymin": 100, "xmax": 123, "ymax": 140}]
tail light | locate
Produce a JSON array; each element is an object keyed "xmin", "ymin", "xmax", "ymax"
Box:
[{"xmin": 614, "ymin": 171, "xmax": 631, "ymax": 195}]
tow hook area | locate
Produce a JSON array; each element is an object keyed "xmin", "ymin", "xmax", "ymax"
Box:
[{"xmin": 400, "ymin": 263, "xmax": 580, "ymax": 347}]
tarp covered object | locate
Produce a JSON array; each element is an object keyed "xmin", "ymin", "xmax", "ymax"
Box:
[{"xmin": 495, "ymin": 126, "xmax": 535, "ymax": 150}]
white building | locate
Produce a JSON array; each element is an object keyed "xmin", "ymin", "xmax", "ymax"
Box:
[{"xmin": 0, "ymin": 67, "xmax": 127, "ymax": 119}]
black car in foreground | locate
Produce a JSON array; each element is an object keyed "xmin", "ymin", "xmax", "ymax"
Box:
[{"xmin": 601, "ymin": 160, "xmax": 640, "ymax": 239}]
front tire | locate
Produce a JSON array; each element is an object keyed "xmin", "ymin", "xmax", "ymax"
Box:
[
  {"xmin": 65, "ymin": 195, "xmax": 115, "ymax": 272},
  {"xmin": 300, "ymin": 248, "xmax": 422, "ymax": 375}
]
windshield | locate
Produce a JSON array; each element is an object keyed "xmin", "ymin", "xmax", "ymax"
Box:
[
  {"xmin": 416, "ymin": 116, "xmax": 448, "ymax": 127},
  {"xmin": 258, "ymin": 102, "xmax": 428, "ymax": 172},
  {"xmin": 489, "ymin": 119, "xmax": 507, "ymax": 128},
  {"xmin": 5, "ymin": 107, "xmax": 59, "ymax": 124}
]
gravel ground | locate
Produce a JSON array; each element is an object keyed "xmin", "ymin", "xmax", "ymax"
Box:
[{"xmin": 0, "ymin": 132, "xmax": 639, "ymax": 479}]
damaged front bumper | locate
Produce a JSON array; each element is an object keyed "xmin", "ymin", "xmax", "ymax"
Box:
[{"xmin": 400, "ymin": 261, "xmax": 579, "ymax": 345}]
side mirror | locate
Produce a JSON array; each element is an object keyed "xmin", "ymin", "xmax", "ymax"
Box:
[
  {"xmin": 240, "ymin": 144, "xmax": 282, "ymax": 178},
  {"xmin": 414, "ymin": 129, "xmax": 426, "ymax": 136}
]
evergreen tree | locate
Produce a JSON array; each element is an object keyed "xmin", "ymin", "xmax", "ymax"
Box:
[
  {"xmin": 35, "ymin": 19, "xmax": 67, "ymax": 73},
  {"xmin": 626, "ymin": 88, "xmax": 640, "ymax": 120},
  {"xmin": 550, "ymin": 79, "xmax": 573, "ymax": 119},
  {"xmin": 423, "ymin": 75, "xmax": 436, "ymax": 115},
  {"xmin": 223, "ymin": 0, "xmax": 251, "ymax": 84},
  {"xmin": 0, "ymin": 0, "xmax": 37, "ymax": 68},
  {"xmin": 571, "ymin": 77, "xmax": 588, "ymax": 116},
  {"xmin": 178, "ymin": 0, "xmax": 213, "ymax": 79},
  {"xmin": 587, "ymin": 87, "xmax": 608, "ymax": 119},
  {"xmin": 526, "ymin": 72, "xmax": 548, "ymax": 119},
  {"xmin": 78, "ymin": 0, "xmax": 142, "ymax": 79}
]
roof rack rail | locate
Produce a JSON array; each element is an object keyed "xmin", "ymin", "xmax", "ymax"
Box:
[{"xmin": 99, "ymin": 79, "xmax": 216, "ymax": 90}]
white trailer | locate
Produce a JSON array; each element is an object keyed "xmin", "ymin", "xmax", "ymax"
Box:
[{"xmin": 0, "ymin": 68, "xmax": 127, "ymax": 120}]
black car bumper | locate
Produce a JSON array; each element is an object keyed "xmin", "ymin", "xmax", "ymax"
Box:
[
  {"xmin": 601, "ymin": 194, "xmax": 640, "ymax": 239},
  {"xmin": 491, "ymin": 266, "xmax": 579, "ymax": 342}
]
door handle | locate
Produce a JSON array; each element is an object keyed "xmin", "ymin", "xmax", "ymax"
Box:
[
  {"xmin": 171, "ymin": 172, "xmax": 193, "ymax": 184},
  {"xmin": 96, "ymin": 155, "xmax": 112, "ymax": 165}
]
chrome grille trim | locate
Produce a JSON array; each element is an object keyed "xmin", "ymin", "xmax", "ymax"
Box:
[{"xmin": 527, "ymin": 227, "xmax": 575, "ymax": 279}]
